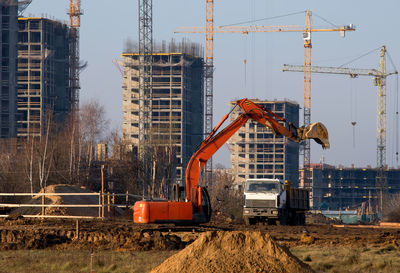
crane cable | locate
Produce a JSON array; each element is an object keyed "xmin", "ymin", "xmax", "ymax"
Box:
[
  {"xmin": 349, "ymin": 79, "xmax": 357, "ymax": 148},
  {"xmin": 338, "ymin": 47, "xmax": 381, "ymax": 68},
  {"xmin": 220, "ymin": 10, "xmax": 306, "ymax": 27}
]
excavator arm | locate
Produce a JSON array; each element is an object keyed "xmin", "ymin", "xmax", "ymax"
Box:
[{"xmin": 185, "ymin": 98, "xmax": 329, "ymax": 202}]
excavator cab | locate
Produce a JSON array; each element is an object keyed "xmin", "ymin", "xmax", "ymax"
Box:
[{"xmin": 192, "ymin": 186, "xmax": 212, "ymax": 224}]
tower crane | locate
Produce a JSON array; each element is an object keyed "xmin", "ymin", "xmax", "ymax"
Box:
[
  {"xmin": 282, "ymin": 46, "xmax": 399, "ymax": 210},
  {"xmin": 175, "ymin": 8, "xmax": 355, "ymax": 186},
  {"xmin": 68, "ymin": 0, "xmax": 82, "ymax": 110},
  {"xmin": 138, "ymin": 0, "xmax": 153, "ymax": 154}
]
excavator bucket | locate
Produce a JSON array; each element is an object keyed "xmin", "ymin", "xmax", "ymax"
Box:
[{"xmin": 297, "ymin": 122, "xmax": 330, "ymax": 149}]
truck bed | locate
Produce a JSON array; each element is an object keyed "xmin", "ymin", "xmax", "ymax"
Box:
[{"xmin": 288, "ymin": 188, "xmax": 309, "ymax": 210}]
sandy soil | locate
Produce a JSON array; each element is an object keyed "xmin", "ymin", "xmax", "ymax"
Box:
[{"xmin": 151, "ymin": 231, "xmax": 313, "ymax": 273}]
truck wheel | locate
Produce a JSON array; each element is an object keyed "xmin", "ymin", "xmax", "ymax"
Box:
[
  {"xmin": 292, "ymin": 213, "xmax": 299, "ymax": 225},
  {"xmin": 244, "ymin": 217, "xmax": 256, "ymax": 225},
  {"xmin": 277, "ymin": 215, "xmax": 287, "ymax": 226},
  {"xmin": 267, "ymin": 219, "xmax": 275, "ymax": 225},
  {"xmin": 299, "ymin": 213, "xmax": 306, "ymax": 225}
]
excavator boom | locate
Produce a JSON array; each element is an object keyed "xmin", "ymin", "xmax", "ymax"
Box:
[
  {"xmin": 237, "ymin": 99, "xmax": 330, "ymax": 148},
  {"xmin": 134, "ymin": 98, "xmax": 329, "ymax": 224},
  {"xmin": 185, "ymin": 98, "xmax": 329, "ymax": 201}
]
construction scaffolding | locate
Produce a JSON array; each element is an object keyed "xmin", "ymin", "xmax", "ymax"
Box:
[
  {"xmin": 68, "ymin": 0, "xmax": 82, "ymax": 110},
  {"xmin": 122, "ymin": 39, "xmax": 204, "ymax": 183},
  {"xmin": 228, "ymin": 99, "xmax": 300, "ymax": 187},
  {"xmin": 0, "ymin": 1, "xmax": 18, "ymax": 138},
  {"xmin": 307, "ymin": 164, "xmax": 400, "ymax": 211},
  {"xmin": 17, "ymin": 17, "xmax": 71, "ymax": 138}
]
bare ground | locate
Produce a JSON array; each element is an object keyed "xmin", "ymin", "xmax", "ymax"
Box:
[{"xmin": 0, "ymin": 217, "xmax": 400, "ymax": 272}]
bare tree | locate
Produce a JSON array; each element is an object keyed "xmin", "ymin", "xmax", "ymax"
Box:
[
  {"xmin": 79, "ymin": 100, "xmax": 110, "ymax": 185},
  {"xmin": 209, "ymin": 167, "xmax": 243, "ymax": 220},
  {"xmin": 383, "ymin": 193, "xmax": 400, "ymax": 222},
  {"xmin": 23, "ymin": 136, "xmax": 35, "ymax": 195},
  {"xmin": 37, "ymin": 113, "xmax": 54, "ymax": 189}
]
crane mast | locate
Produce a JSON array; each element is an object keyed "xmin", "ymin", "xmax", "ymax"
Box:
[
  {"xmin": 376, "ymin": 46, "xmax": 387, "ymax": 212},
  {"xmin": 68, "ymin": 0, "xmax": 82, "ymax": 110},
  {"xmin": 303, "ymin": 10, "xmax": 312, "ymax": 187},
  {"xmin": 204, "ymin": 0, "xmax": 214, "ymax": 181},
  {"xmin": 138, "ymin": 0, "xmax": 153, "ymax": 154}
]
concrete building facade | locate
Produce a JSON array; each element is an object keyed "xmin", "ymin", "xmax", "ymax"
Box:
[
  {"xmin": 229, "ymin": 99, "xmax": 300, "ymax": 187},
  {"xmin": 17, "ymin": 17, "xmax": 71, "ymax": 138},
  {"xmin": 121, "ymin": 42, "xmax": 204, "ymax": 182},
  {"xmin": 304, "ymin": 163, "xmax": 400, "ymax": 210},
  {"xmin": 0, "ymin": 2, "xmax": 18, "ymax": 138}
]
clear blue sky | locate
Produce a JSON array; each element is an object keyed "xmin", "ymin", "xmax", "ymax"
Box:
[{"xmin": 26, "ymin": 0, "xmax": 400, "ymax": 168}]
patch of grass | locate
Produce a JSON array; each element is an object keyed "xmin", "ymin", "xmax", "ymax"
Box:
[
  {"xmin": 291, "ymin": 244, "xmax": 400, "ymax": 273},
  {"xmin": 342, "ymin": 253, "xmax": 359, "ymax": 265},
  {"xmin": 375, "ymin": 244, "xmax": 396, "ymax": 254},
  {"xmin": 0, "ymin": 250, "xmax": 177, "ymax": 273},
  {"xmin": 60, "ymin": 261, "xmax": 74, "ymax": 271}
]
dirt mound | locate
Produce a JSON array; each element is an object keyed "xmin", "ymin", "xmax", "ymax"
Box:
[
  {"xmin": 151, "ymin": 231, "xmax": 314, "ymax": 273},
  {"xmin": 11, "ymin": 184, "xmax": 124, "ymax": 217},
  {"xmin": 0, "ymin": 222, "xmax": 186, "ymax": 251},
  {"xmin": 306, "ymin": 212, "xmax": 343, "ymax": 225}
]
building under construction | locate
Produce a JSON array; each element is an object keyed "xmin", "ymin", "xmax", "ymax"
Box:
[
  {"xmin": 17, "ymin": 17, "xmax": 71, "ymax": 138},
  {"xmin": 0, "ymin": 2, "xmax": 18, "ymax": 138},
  {"xmin": 304, "ymin": 163, "xmax": 400, "ymax": 210},
  {"xmin": 228, "ymin": 99, "xmax": 300, "ymax": 187},
  {"xmin": 121, "ymin": 40, "xmax": 204, "ymax": 182}
]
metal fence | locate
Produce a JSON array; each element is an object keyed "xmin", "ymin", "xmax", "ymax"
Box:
[{"xmin": 0, "ymin": 192, "xmax": 142, "ymax": 219}]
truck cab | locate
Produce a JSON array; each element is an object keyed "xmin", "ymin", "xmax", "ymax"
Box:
[
  {"xmin": 243, "ymin": 179, "xmax": 308, "ymax": 225},
  {"xmin": 243, "ymin": 179, "xmax": 284, "ymax": 225}
]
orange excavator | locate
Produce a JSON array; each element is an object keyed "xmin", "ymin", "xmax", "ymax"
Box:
[{"xmin": 133, "ymin": 98, "xmax": 329, "ymax": 224}]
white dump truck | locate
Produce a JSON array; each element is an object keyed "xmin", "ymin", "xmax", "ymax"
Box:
[{"xmin": 243, "ymin": 179, "xmax": 309, "ymax": 225}]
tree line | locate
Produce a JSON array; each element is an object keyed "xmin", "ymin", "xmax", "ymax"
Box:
[{"xmin": 0, "ymin": 100, "xmax": 243, "ymax": 221}]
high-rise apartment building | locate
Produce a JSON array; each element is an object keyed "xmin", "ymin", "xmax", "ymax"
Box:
[
  {"xmin": 229, "ymin": 99, "xmax": 300, "ymax": 187},
  {"xmin": 121, "ymin": 41, "xmax": 204, "ymax": 182},
  {"xmin": 17, "ymin": 17, "xmax": 71, "ymax": 138},
  {"xmin": 0, "ymin": 2, "xmax": 18, "ymax": 138}
]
